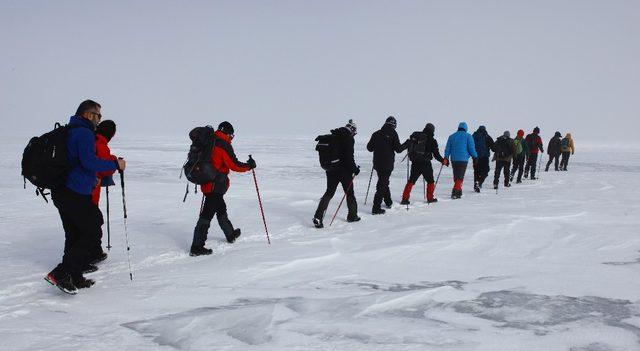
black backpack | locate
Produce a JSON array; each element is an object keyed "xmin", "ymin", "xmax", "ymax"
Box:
[
  {"xmin": 183, "ymin": 126, "xmax": 219, "ymax": 185},
  {"xmin": 496, "ymin": 137, "xmax": 511, "ymax": 159},
  {"xmin": 315, "ymin": 134, "xmax": 341, "ymax": 170},
  {"xmin": 408, "ymin": 131, "xmax": 427, "ymax": 161},
  {"xmin": 21, "ymin": 123, "xmax": 77, "ymax": 202}
]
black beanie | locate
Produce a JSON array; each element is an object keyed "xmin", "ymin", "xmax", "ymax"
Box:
[
  {"xmin": 385, "ymin": 116, "xmax": 397, "ymax": 128},
  {"xmin": 423, "ymin": 123, "xmax": 435, "ymax": 135},
  {"xmin": 218, "ymin": 121, "xmax": 234, "ymax": 135},
  {"xmin": 533, "ymin": 126, "xmax": 540, "ymax": 134},
  {"xmin": 96, "ymin": 120, "xmax": 116, "ymax": 141}
]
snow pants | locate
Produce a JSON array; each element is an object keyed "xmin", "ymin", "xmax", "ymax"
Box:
[
  {"xmin": 473, "ymin": 156, "xmax": 490, "ymax": 186},
  {"xmin": 494, "ymin": 160, "xmax": 511, "ymax": 186},
  {"xmin": 525, "ymin": 153, "xmax": 539, "ymax": 178},
  {"xmin": 560, "ymin": 152, "xmax": 571, "ymax": 170},
  {"xmin": 546, "ymin": 153, "xmax": 560, "ymax": 171},
  {"xmin": 510, "ymin": 155, "xmax": 525, "ymax": 182},
  {"xmin": 373, "ymin": 169, "xmax": 392, "ymax": 209},
  {"xmin": 314, "ymin": 169, "xmax": 357, "ymax": 220},
  {"xmin": 51, "ymin": 187, "xmax": 103, "ymax": 280},
  {"xmin": 192, "ymin": 193, "xmax": 234, "ymax": 247}
]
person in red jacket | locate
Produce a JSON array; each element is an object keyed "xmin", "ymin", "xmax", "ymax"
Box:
[
  {"xmin": 190, "ymin": 121, "xmax": 256, "ymax": 256},
  {"xmin": 524, "ymin": 126, "xmax": 544, "ymax": 180},
  {"xmin": 89, "ymin": 120, "xmax": 118, "ymax": 265}
]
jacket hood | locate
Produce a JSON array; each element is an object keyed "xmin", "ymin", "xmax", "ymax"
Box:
[
  {"xmin": 554, "ymin": 131, "xmax": 562, "ymax": 138},
  {"xmin": 215, "ymin": 130, "xmax": 233, "ymax": 143},
  {"xmin": 458, "ymin": 122, "xmax": 468, "ymax": 132},
  {"xmin": 566, "ymin": 133, "xmax": 572, "ymax": 139},
  {"xmin": 331, "ymin": 127, "xmax": 352, "ymax": 138}
]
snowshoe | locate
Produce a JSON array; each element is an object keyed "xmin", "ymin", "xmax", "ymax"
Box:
[
  {"xmin": 347, "ymin": 215, "xmax": 361, "ymax": 223},
  {"xmin": 190, "ymin": 246, "xmax": 213, "ymax": 257},
  {"xmin": 45, "ymin": 273, "xmax": 78, "ymax": 295},
  {"xmin": 372, "ymin": 207, "xmax": 386, "ymax": 215},
  {"xmin": 81, "ymin": 264, "xmax": 98, "ymax": 274},
  {"xmin": 313, "ymin": 217, "xmax": 324, "ymax": 229},
  {"xmin": 89, "ymin": 252, "xmax": 108, "ymax": 265},
  {"xmin": 74, "ymin": 276, "xmax": 95, "ymax": 289}
]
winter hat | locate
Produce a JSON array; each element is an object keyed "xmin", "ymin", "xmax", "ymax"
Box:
[
  {"xmin": 218, "ymin": 121, "xmax": 234, "ymax": 136},
  {"xmin": 345, "ymin": 119, "xmax": 357, "ymax": 135},
  {"xmin": 555, "ymin": 131, "xmax": 562, "ymax": 138},
  {"xmin": 423, "ymin": 123, "xmax": 435, "ymax": 135},
  {"xmin": 503, "ymin": 130, "xmax": 511, "ymax": 138},
  {"xmin": 385, "ymin": 116, "xmax": 397, "ymax": 128},
  {"xmin": 533, "ymin": 126, "xmax": 540, "ymax": 134},
  {"xmin": 96, "ymin": 120, "xmax": 116, "ymax": 141},
  {"xmin": 478, "ymin": 125, "xmax": 486, "ymax": 132},
  {"xmin": 517, "ymin": 129, "xmax": 525, "ymax": 137}
]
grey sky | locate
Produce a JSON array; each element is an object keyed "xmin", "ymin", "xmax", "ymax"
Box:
[{"xmin": 1, "ymin": 0, "xmax": 638, "ymax": 142}]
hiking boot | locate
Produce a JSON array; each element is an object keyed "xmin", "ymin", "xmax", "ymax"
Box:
[
  {"xmin": 504, "ymin": 183, "xmax": 511, "ymax": 188},
  {"xmin": 451, "ymin": 189, "xmax": 462, "ymax": 199},
  {"xmin": 524, "ymin": 172, "xmax": 529, "ymax": 179},
  {"xmin": 384, "ymin": 201, "xmax": 393, "ymax": 209},
  {"xmin": 493, "ymin": 184, "xmax": 499, "ymax": 190},
  {"xmin": 45, "ymin": 273, "xmax": 78, "ymax": 295},
  {"xmin": 190, "ymin": 246, "xmax": 213, "ymax": 256},
  {"xmin": 474, "ymin": 182, "xmax": 481, "ymax": 193},
  {"xmin": 346, "ymin": 215, "xmax": 361, "ymax": 223},
  {"xmin": 372, "ymin": 207, "xmax": 386, "ymax": 215},
  {"xmin": 400, "ymin": 199, "xmax": 410, "ymax": 205},
  {"xmin": 74, "ymin": 276, "xmax": 95, "ymax": 289},
  {"xmin": 516, "ymin": 179, "xmax": 522, "ymax": 184},
  {"xmin": 427, "ymin": 198, "xmax": 438, "ymax": 204},
  {"xmin": 89, "ymin": 252, "xmax": 108, "ymax": 265},
  {"xmin": 313, "ymin": 217, "xmax": 324, "ymax": 229},
  {"xmin": 225, "ymin": 228, "xmax": 241, "ymax": 243},
  {"xmin": 81, "ymin": 264, "xmax": 98, "ymax": 274}
]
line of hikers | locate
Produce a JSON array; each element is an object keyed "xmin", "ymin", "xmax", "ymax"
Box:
[
  {"xmin": 21, "ymin": 100, "xmax": 574, "ymax": 295},
  {"xmin": 311, "ymin": 118, "xmax": 575, "ymax": 228}
]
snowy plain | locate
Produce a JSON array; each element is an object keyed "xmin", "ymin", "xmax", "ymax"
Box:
[{"xmin": 1, "ymin": 133, "xmax": 640, "ymax": 351}]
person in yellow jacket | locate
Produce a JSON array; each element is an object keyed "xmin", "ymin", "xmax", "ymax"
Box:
[{"xmin": 560, "ymin": 133, "xmax": 575, "ymax": 171}]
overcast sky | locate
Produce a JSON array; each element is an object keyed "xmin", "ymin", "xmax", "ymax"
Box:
[{"xmin": 1, "ymin": 0, "xmax": 638, "ymax": 142}]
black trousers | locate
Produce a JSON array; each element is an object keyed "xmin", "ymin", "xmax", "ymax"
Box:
[
  {"xmin": 314, "ymin": 170, "xmax": 357, "ymax": 220},
  {"xmin": 51, "ymin": 187, "xmax": 103, "ymax": 280},
  {"xmin": 452, "ymin": 161, "xmax": 468, "ymax": 181},
  {"xmin": 473, "ymin": 156, "xmax": 490, "ymax": 185},
  {"xmin": 525, "ymin": 153, "xmax": 539, "ymax": 178},
  {"xmin": 560, "ymin": 152, "xmax": 571, "ymax": 170},
  {"xmin": 193, "ymin": 193, "xmax": 235, "ymax": 247},
  {"xmin": 510, "ymin": 155, "xmax": 525, "ymax": 182},
  {"xmin": 373, "ymin": 169, "xmax": 392, "ymax": 209},
  {"xmin": 494, "ymin": 160, "xmax": 511, "ymax": 186},
  {"xmin": 409, "ymin": 161, "xmax": 435, "ymax": 184},
  {"xmin": 546, "ymin": 154, "xmax": 560, "ymax": 171}
]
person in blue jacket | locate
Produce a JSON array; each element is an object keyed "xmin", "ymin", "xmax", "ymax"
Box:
[
  {"xmin": 444, "ymin": 122, "xmax": 478, "ymax": 199},
  {"xmin": 45, "ymin": 100, "xmax": 126, "ymax": 295}
]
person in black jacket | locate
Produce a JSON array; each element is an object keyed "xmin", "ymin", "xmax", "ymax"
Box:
[
  {"xmin": 472, "ymin": 126, "xmax": 495, "ymax": 192},
  {"xmin": 366, "ymin": 116, "xmax": 407, "ymax": 214},
  {"xmin": 545, "ymin": 131, "xmax": 562, "ymax": 172},
  {"xmin": 313, "ymin": 120, "xmax": 361, "ymax": 228},
  {"xmin": 400, "ymin": 123, "xmax": 446, "ymax": 204}
]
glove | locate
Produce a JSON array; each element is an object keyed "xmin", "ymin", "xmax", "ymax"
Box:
[
  {"xmin": 353, "ymin": 166, "xmax": 360, "ymax": 176},
  {"xmin": 247, "ymin": 158, "xmax": 257, "ymax": 169},
  {"xmin": 442, "ymin": 158, "xmax": 450, "ymax": 167}
]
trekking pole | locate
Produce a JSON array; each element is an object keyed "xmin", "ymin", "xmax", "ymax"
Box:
[
  {"xmin": 106, "ymin": 185, "xmax": 111, "ymax": 251},
  {"xmin": 249, "ymin": 155, "xmax": 270, "ymax": 245},
  {"xmin": 119, "ymin": 164, "xmax": 134, "ymax": 281},
  {"xmin": 406, "ymin": 159, "xmax": 410, "ymax": 211},
  {"xmin": 364, "ymin": 167, "xmax": 374, "ymax": 205},
  {"xmin": 329, "ymin": 173, "xmax": 357, "ymax": 227},
  {"xmin": 423, "ymin": 177, "xmax": 426, "ymax": 200},
  {"xmin": 430, "ymin": 163, "xmax": 444, "ymax": 206}
]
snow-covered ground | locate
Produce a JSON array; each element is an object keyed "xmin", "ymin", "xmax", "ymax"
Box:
[{"xmin": 1, "ymin": 134, "xmax": 640, "ymax": 350}]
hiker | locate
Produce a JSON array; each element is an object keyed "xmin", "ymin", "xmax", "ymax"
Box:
[
  {"xmin": 45, "ymin": 100, "xmax": 126, "ymax": 294},
  {"xmin": 492, "ymin": 131, "xmax": 517, "ymax": 189},
  {"xmin": 366, "ymin": 116, "xmax": 407, "ymax": 214},
  {"xmin": 313, "ymin": 119, "xmax": 361, "ymax": 228},
  {"xmin": 545, "ymin": 131, "xmax": 562, "ymax": 172},
  {"xmin": 444, "ymin": 122, "xmax": 477, "ymax": 199},
  {"xmin": 509, "ymin": 129, "xmax": 528, "ymax": 184},
  {"xmin": 88, "ymin": 120, "xmax": 118, "ymax": 265},
  {"xmin": 400, "ymin": 123, "xmax": 446, "ymax": 205},
  {"xmin": 472, "ymin": 125, "xmax": 495, "ymax": 192},
  {"xmin": 524, "ymin": 127, "xmax": 544, "ymax": 179},
  {"xmin": 560, "ymin": 133, "xmax": 575, "ymax": 171},
  {"xmin": 190, "ymin": 121, "xmax": 256, "ymax": 256}
]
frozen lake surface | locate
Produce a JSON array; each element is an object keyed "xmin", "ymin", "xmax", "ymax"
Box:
[{"xmin": 1, "ymin": 135, "xmax": 639, "ymax": 350}]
